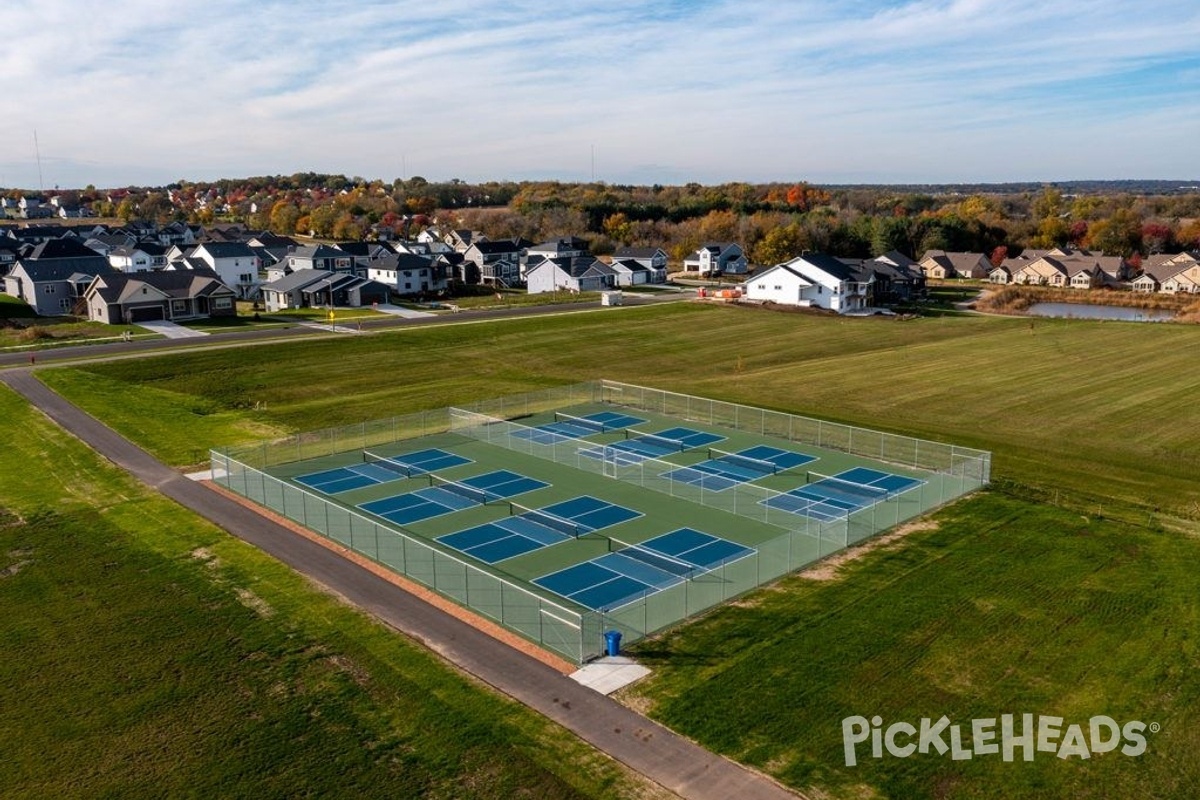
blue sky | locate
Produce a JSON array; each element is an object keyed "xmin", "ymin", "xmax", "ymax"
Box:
[{"xmin": 3, "ymin": 0, "xmax": 1199, "ymax": 188}]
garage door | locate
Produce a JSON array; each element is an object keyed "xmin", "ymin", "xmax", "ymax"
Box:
[{"xmin": 129, "ymin": 305, "xmax": 165, "ymax": 322}]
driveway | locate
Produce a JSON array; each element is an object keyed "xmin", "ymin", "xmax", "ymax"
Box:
[
  {"xmin": 137, "ymin": 319, "xmax": 211, "ymax": 339},
  {"xmin": 373, "ymin": 303, "xmax": 436, "ymax": 319}
]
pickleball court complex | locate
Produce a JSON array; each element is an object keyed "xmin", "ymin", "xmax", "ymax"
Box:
[{"xmin": 212, "ymin": 381, "xmax": 991, "ymax": 663}]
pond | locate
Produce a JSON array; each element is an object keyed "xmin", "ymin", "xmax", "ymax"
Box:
[{"xmin": 1026, "ymin": 302, "xmax": 1176, "ymax": 322}]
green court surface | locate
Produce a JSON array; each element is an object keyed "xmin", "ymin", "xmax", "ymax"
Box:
[{"xmin": 215, "ymin": 381, "xmax": 989, "ymax": 663}]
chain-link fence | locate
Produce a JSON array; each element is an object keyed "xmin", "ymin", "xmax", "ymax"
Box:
[{"xmin": 213, "ymin": 380, "xmax": 990, "ymax": 662}]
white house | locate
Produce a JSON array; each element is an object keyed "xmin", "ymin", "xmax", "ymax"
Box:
[
  {"xmin": 683, "ymin": 242, "xmax": 747, "ymax": 275},
  {"xmin": 108, "ymin": 245, "xmax": 168, "ymax": 273},
  {"xmin": 742, "ymin": 252, "xmax": 867, "ymax": 312},
  {"xmin": 189, "ymin": 242, "xmax": 261, "ymax": 298},
  {"xmin": 365, "ymin": 253, "xmax": 447, "ymax": 295}
]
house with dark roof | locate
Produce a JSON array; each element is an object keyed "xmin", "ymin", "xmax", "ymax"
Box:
[
  {"xmin": 189, "ymin": 242, "xmax": 261, "ymax": 298},
  {"xmin": 843, "ymin": 251, "xmax": 925, "ymax": 303},
  {"xmin": 608, "ymin": 259, "xmax": 653, "ymax": 286},
  {"xmin": 365, "ymin": 253, "xmax": 445, "ymax": 295},
  {"xmin": 108, "ymin": 242, "xmax": 169, "ymax": 273},
  {"xmin": 0, "ymin": 242, "xmax": 20, "ymax": 277},
  {"xmin": 285, "ymin": 244, "xmax": 353, "ymax": 274},
  {"xmin": 3, "ymin": 239, "xmax": 115, "ymax": 315},
  {"xmin": 526, "ymin": 256, "xmax": 616, "ymax": 295},
  {"xmin": 612, "ymin": 247, "xmax": 668, "ymax": 283},
  {"xmin": 683, "ymin": 242, "xmax": 747, "ymax": 275},
  {"xmin": 742, "ymin": 253, "xmax": 868, "ymax": 312},
  {"xmin": 918, "ymin": 250, "xmax": 992, "ymax": 280},
  {"xmin": 83, "ymin": 268, "xmax": 237, "ymax": 324},
  {"xmin": 258, "ymin": 269, "xmax": 390, "ymax": 312},
  {"xmin": 463, "ymin": 239, "xmax": 524, "ymax": 286}
]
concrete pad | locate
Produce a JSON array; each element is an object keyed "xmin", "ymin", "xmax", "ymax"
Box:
[
  {"xmin": 298, "ymin": 321, "xmax": 367, "ymax": 334},
  {"xmin": 137, "ymin": 319, "xmax": 211, "ymax": 339},
  {"xmin": 186, "ymin": 468, "xmax": 224, "ymax": 481},
  {"xmin": 570, "ymin": 656, "xmax": 652, "ymax": 694},
  {"xmin": 373, "ymin": 303, "xmax": 436, "ymax": 319}
]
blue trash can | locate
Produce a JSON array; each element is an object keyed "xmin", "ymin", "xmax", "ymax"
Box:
[{"xmin": 603, "ymin": 630, "xmax": 622, "ymax": 657}]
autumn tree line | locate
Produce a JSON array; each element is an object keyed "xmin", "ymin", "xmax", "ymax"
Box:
[{"xmin": 16, "ymin": 175, "xmax": 1200, "ymax": 266}]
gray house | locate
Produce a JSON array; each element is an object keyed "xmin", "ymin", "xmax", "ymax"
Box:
[
  {"xmin": 259, "ymin": 269, "xmax": 390, "ymax": 312},
  {"xmin": 83, "ymin": 269, "xmax": 237, "ymax": 324},
  {"xmin": 2, "ymin": 239, "xmax": 114, "ymax": 315},
  {"xmin": 526, "ymin": 256, "xmax": 616, "ymax": 294}
]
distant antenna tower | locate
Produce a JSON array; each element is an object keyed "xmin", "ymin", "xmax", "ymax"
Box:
[
  {"xmin": 34, "ymin": 130, "xmax": 44, "ymax": 192},
  {"xmin": 591, "ymin": 144, "xmax": 595, "ymax": 182}
]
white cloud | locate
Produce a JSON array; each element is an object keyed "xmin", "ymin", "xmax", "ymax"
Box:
[{"xmin": 1, "ymin": 0, "xmax": 1198, "ymax": 187}]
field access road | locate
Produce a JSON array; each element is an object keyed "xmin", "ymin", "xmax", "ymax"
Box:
[{"xmin": 0, "ymin": 368, "xmax": 799, "ymax": 800}]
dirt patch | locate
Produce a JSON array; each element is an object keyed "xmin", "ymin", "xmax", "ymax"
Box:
[
  {"xmin": 190, "ymin": 546, "xmax": 219, "ymax": 565},
  {"xmin": 1, "ymin": 559, "xmax": 32, "ymax": 578},
  {"xmin": 614, "ymin": 687, "xmax": 657, "ymax": 717},
  {"xmin": 800, "ymin": 520, "xmax": 940, "ymax": 582},
  {"xmin": 234, "ymin": 587, "xmax": 274, "ymax": 618}
]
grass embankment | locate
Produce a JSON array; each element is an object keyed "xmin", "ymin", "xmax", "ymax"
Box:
[
  {"xmin": 0, "ymin": 386, "xmax": 658, "ymax": 799},
  {"xmin": 623, "ymin": 492, "xmax": 1200, "ymax": 799},
  {"xmin": 0, "ymin": 296, "xmax": 143, "ymax": 348},
  {"xmin": 40, "ymin": 302, "xmax": 1200, "ymax": 520}
]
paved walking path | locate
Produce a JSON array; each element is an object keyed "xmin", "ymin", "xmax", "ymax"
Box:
[{"xmin": 0, "ymin": 368, "xmax": 799, "ymax": 800}]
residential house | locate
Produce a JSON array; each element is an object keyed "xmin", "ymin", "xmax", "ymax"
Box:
[
  {"xmin": 463, "ymin": 239, "xmax": 524, "ymax": 286},
  {"xmin": 608, "ymin": 259, "xmax": 653, "ymax": 286},
  {"xmin": 10, "ymin": 224, "xmax": 75, "ymax": 244},
  {"xmin": 189, "ymin": 242, "xmax": 262, "ymax": 298},
  {"xmin": 683, "ymin": 242, "xmax": 747, "ymax": 275},
  {"xmin": 1132, "ymin": 253, "xmax": 1200, "ymax": 293},
  {"xmin": 3, "ymin": 239, "xmax": 114, "ymax": 315},
  {"xmin": 203, "ymin": 223, "xmax": 252, "ymax": 242},
  {"xmin": 108, "ymin": 245, "xmax": 159, "ymax": 273},
  {"xmin": 258, "ymin": 269, "xmax": 390, "ymax": 312},
  {"xmin": 742, "ymin": 252, "xmax": 868, "ymax": 312},
  {"xmin": 19, "ymin": 195, "xmax": 55, "ymax": 220},
  {"xmin": 366, "ymin": 253, "xmax": 446, "ymax": 296},
  {"xmin": 0, "ymin": 244, "xmax": 19, "ymax": 278},
  {"xmin": 521, "ymin": 237, "xmax": 589, "ymax": 281},
  {"xmin": 56, "ymin": 204, "xmax": 93, "ymax": 219},
  {"xmin": 1003, "ymin": 254, "xmax": 1117, "ymax": 288},
  {"xmin": 83, "ymin": 268, "xmax": 237, "ymax": 324},
  {"xmin": 445, "ymin": 229, "xmax": 486, "ymax": 253},
  {"xmin": 854, "ymin": 251, "xmax": 925, "ymax": 302},
  {"xmin": 612, "ymin": 247, "xmax": 668, "ymax": 283},
  {"xmin": 334, "ymin": 241, "xmax": 394, "ymax": 272},
  {"xmin": 285, "ymin": 243, "xmax": 354, "ymax": 274},
  {"xmin": 918, "ymin": 250, "xmax": 992, "ymax": 280},
  {"xmin": 526, "ymin": 256, "xmax": 616, "ymax": 294}
]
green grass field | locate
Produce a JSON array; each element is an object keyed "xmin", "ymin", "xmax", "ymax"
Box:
[
  {"xmin": 25, "ymin": 301, "xmax": 1200, "ymax": 798},
  {"xmin": 39, "ymin": 303, "xmax": 1200, "ymax": 520},
  {"xmin": 0, "ymin": 385, "xmax": 659, "ymax": 799},
  {"xmin": 622, "ymin": 491, "xmax": 1200, "ymax": 798}
]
